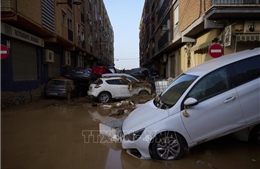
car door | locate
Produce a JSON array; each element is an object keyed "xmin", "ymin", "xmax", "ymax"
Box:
[
  {"xmin": 106, "ymin": 79, "xmax": 130, "ymax": 98},
  {"xmin": 117, "ymin": 78, "xmax": 131, "ymax": 97},
  {"xmin": 229, "ymin": 55, "xmax": 260, "ymax": 124},
  {"xmin": 181, "ymin": 67, "xmax": 245, "ymax": 143}
]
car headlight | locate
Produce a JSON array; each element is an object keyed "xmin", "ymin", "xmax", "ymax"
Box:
[{"xmin": 125, "ymin": 128, "xmax": 144, "ymax": 141}]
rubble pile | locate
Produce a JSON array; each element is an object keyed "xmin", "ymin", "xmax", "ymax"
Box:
[{"xmin": 128, "ymin": 81, "xmax": 153, "ymax": 90}]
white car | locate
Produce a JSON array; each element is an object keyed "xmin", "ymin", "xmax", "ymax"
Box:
[
  {"xmin": 102, "ymin": 73, "xmax": 139, "ymax": 82},
  {"xmin": 122, "ymin": 48, "xmax": 260, "ymax": 160},
  {"xmin": 88, "ymin": 76, "xmax": 152, "ymax": 103}
]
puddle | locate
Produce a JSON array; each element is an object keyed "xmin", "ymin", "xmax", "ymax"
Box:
[{"xmin": 1, "ymin": 98, "xmax": 260, "ymax": 169}]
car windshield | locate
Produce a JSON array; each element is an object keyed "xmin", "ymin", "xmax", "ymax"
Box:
[{"xmin": 154, "ymin": 74, "xmax": 198, "ymax": 109}]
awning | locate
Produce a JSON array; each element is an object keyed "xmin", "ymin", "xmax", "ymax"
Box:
[
  {"xmin": 190, "ymin": 41, "xmax": 212, "ymax": 52},
  {"xmin": 236, "ymin": 34, "xmax": 260, "ymax": 42}
]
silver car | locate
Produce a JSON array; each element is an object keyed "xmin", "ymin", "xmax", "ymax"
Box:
[{"xmin": 44, "ymin": 78, "xmax": 78, "ymax": 100}]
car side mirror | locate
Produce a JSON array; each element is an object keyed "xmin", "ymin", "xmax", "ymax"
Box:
[
  {"xmin": 182, "ymin": 97, "xmax": 198, "ymax": 117},
  {"xmin": 184, "ymin": 97, "xmax": 198, "ymax": 107}
]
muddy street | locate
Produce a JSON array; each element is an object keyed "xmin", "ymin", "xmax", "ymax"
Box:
[{"xmin": 1, "ymin": 98, "xmax": 260, "ymax": 169}]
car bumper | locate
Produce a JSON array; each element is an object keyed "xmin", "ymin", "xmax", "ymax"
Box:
[
  {"xmin": 87, "ymin": 91, "xmax": 98, "ymax": 98},
  {"xmin": 122, "ymin": 132, "xmax": 152, "ymax": 159},
  {"xmin": 45, "ymin": 90, "xmax": 67, "ymax": 98}
]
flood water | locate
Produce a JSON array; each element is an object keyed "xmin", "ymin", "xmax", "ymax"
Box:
[{"xmin": 1, "ymin": 98, "xmax": 260, "ymax": 169}]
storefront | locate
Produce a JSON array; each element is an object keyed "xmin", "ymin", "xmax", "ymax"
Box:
[{"xmin": 1, "ymin": 22, "xmax": 44, "ymax": 92}]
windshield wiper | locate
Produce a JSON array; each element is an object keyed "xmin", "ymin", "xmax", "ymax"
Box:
[{"xmin": 154, "ymin": 94, "xmax": 169, "ymax": 109}]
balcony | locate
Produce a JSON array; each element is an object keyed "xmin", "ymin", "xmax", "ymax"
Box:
[
  {"xmin": 212, "ymin": 0, "xmax": 259, "ymax": 4},
  {"xmin": 158, "ymin": 0, "xmax": 170, "ymax": 22},
  {"xmin": 1, "ymin": 0, "xmax": 16, "ymax": 17},
  {"xmin": 158, "ymin": 30, "xmax": 170, "ymax": 50},
  {"xmin": 206, "ymin": 0, "xmax": 260, "ymax": 20}
]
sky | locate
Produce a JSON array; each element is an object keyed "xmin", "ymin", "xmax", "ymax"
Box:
[{"xmin": 103, "ymin": 0, "xmax": 145, "ymax": 69}]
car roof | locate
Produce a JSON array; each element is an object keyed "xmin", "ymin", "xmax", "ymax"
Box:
[
  {"xmin": 99, "ymin": 76, "xmax": 126, "ymax": 81},
  {"xmin": 185, "ymin": 48, "xmax": 260, "ymax": 76},
  {"xmin": 102, "ymin": 73, "xmax": 137, "ymax": 78}
]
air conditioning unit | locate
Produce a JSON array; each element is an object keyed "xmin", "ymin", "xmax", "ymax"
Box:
[
  {"xmin": 64, "ymin": 51, "xmax": 71, "ymax": 66},
  {"xmin": 43, "ymin": 49, "xmax": 54, "ymax": 63}
]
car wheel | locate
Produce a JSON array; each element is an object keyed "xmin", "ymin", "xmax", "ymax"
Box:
[
  {"xmin": 150, "ymin": 131, "xmax": 185, "ymax": 160},
  {"xmin": 98, "ymin": 92, "xmax": 111, "ymax": 103},
  {"xmin": 139, "ymin": 90, "xmax": 149, "ymax": 95},
  {"xmin": 249, "ymin": 125, "xmax": 260, "ymax": 144}
]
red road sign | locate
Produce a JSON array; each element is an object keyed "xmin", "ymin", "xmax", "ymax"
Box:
[
  {"xmin": 208, "ymin": 43, "xmax": 223, "ymax": 58},
  {"xmin": 1, "ymin": 45, "xmax": 9, "ymax": 60}
]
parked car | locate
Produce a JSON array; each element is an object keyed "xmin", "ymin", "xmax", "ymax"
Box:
[
  {"xmin": 125, "ymin": 67, "xmax": 150, "ymax": 80},
  {"xmin": 121, "ymin": 48, "xmax": 260, "ymax": 160},
  {"xmin": 125, "ymin": 68, "xmax": 161, "ymax": 89},
  {"xmin": 65, "ymin": 67, "xmax": 94, "ymax": 81},
  {"xmin": 91, "ymin": 66, "xmax": 112, "ymax": 79},
  {"xmin": 107, "ymin": 65, "xmax": 117, "ymax": 73},
  {"xmin": 44, "ymin": 77, "xmax": 78, "ymax": 100},
  {"xmin": 88, "ymin": 76, "xmax": 152, "ymax": 103}
]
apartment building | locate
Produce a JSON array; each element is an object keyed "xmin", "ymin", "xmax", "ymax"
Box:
[
  {"xmin": 1, "ymin": 0, "xmax": 114, "ymax": 107},
  {"xmin": 140, "ymin": 0, "xmax": 260, "ymax": 78}
]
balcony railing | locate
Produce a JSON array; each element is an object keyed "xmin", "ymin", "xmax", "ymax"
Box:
[
  {"xmin": 158, "ymin": 30, "xmax": 169, "ymax": 50},
  {"xmin": 212, "ymin": 0, "xmax": 260, "ymax": 4},
  {"xmin": 158, "ymin": 0, "xmax": 170, "ymax": 22}
]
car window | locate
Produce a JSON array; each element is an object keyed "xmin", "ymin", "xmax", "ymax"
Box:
[
  {"xmin": 119, "ymin": 78, "xmax": 129, "ymax": 84},
  {"xmin": 93, "ymin": 78, "xmax": 103, "ymax": 85},
  {"xmin": 125, "ymin": 77, "xmax": 138, "ymax": 82},
  {"xmin": 106, "ymin": 79, "xmax": 121, "ymax": 85},
  {"xmin": 160, "ymin": 74, "xmax": 198, "ymax": 107},
  {"xmin": 187, "ymin": 67, "xmax": 229, "ymax": 102},
  {"xmin": 229, "ymin": 55, "xmax": 260, "ymax": 87}
]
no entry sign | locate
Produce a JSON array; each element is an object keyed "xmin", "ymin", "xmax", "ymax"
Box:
[
  {"xmin": 208, "ymin": 44, "xmax": 223, "ymax": 58},
  {"xmin": 1, "ymin": 45, "xmax": 9, "ymax": 60}
]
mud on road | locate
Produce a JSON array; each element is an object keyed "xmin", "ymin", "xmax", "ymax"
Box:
[{"xmin": 1, "ymin": 97, "xmax": 260, "ymax": 169}]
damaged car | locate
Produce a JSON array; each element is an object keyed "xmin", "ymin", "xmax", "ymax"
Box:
[
  {"xmin": 87, "ymin": 76, "xmax": 152, "ymax": 103},
  {"xmin": 44, "ymin": 77, "xmax": 78, "ymax": 100},
  {"xmin": 121, "ymin": 48, "xmax": 260, "ymax": 160}
]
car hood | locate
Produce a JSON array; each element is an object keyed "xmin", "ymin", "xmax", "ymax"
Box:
[{"xmin": 122, "ymin": 100, "xmax": 169, "ymax": 134}]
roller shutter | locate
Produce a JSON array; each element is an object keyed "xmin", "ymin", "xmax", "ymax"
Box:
[{"xmin": 12, "ymin": 39, "xmax": 37, "ymax": 81}]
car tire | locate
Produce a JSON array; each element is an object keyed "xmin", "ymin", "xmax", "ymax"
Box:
[
  {"xmin": 139, "ymin": 90, "xmax": 149, "ymax": 95},
  {"xmin": 249, "ymin": 125, "xmax": 260, "ymax": 144},
  {"xmin": 98, "ymin": 92, "xmax": 111, "ymax": 103},
  {"xmin": 150, "ymin": 131, "xmax": 186, "ymax": 160}
]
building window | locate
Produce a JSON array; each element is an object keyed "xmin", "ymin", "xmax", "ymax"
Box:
[
  {"xmin": 62, "ymin": 10, "xmax": 67, "ymax": 26},
  {"xmin": 88, "ymin": 34, "xmax": 93, "ymax": 46},
  {"xmin": 67, "ymin": 12, "xmax": 72, "ymax": 30}
]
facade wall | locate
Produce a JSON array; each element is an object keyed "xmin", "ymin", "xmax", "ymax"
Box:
[
  {"xmin": 140, "ymin": 0, "xmax": 260, "ymax": 80},
  {"xmin": 17, "ymin": 0, "xmax": 42, "ymax": 26},
  {"xmin": 1, "ymin": 0, "xmax": 114, "ymax": 109},
  {"xmin": 179, "ymin": 0, "xmax": 201, "ymax": 33}
]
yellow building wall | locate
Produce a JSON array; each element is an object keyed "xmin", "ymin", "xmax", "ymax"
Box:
[{"xmin": 179, "ymin": 29, "xmax": 222, "ymax": 74}]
